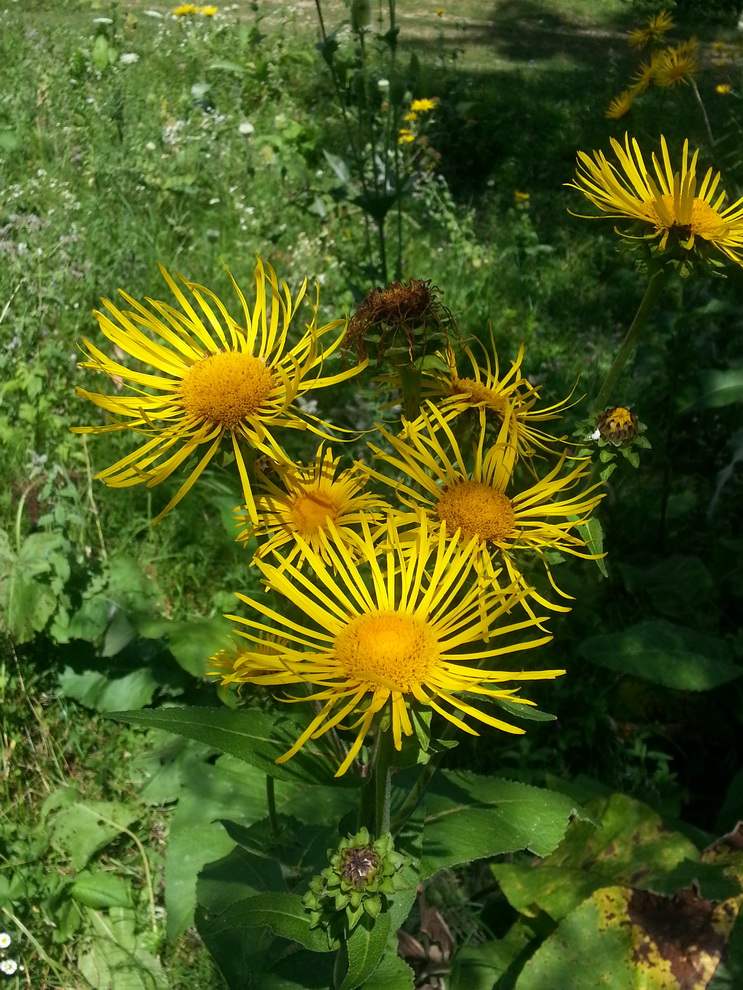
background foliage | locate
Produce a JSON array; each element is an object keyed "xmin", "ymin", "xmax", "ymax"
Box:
[{"xmin": 3, "ymin": 0, "xmax": 743, "ymax": 986}]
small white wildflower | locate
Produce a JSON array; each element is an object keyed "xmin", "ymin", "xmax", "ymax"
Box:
[
  {"xmin": 0, "ymin": 959, "xmax": 17, "ymax": 975},
  {"xmin": 119, "ymin": 52, "xmax": 140, "ymax": 65},
  {"xmin": 143, "ymin": 8, "xmax": 163, "ymax": 16},
  {"xmin": 377, "ymin": 78, "xmax": 390, "ymax": 90},
  {"xmin": 238, "ymin": 120, "xmax": 254, "ymax": 136},
  {"xmin": 295, "ymin": 394, "xmax": 318, "ymax": 415},
  {"xmin": 93, "ymin": 16, "xmax": 113, "ymax": 24},
  {"xmin": 0, "ymin": 933, "xmax": 10, "ymax": 949}
]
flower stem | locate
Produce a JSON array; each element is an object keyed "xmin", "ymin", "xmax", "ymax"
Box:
[
  {"xmin": 592, "ymin": 267, "xmax": 671, "ymax": 417},
  {"xmin": 398, "ymin": 365, "xmax": 422, "ymax": 421}
]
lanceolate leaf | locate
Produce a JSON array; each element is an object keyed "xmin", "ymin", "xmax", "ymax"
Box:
[
  {"xmin": 338, "ymin": 913, "xmax": 391, "ymax": 990},
  {"xmin": 108, "ymin": 707, "xmax": 358, "ymax": 786},
  {"xmin": 205, "ymin": 891, "xmax": 334, "ymax": 954},
  {"xmin": 419, "ymin": 771, "xmax": 585, "ymax": 879}
]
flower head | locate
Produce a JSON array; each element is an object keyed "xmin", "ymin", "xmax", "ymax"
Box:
[
  {"xmin": 569, "ymin": 134, "xmax": 743, "ymax": 270},
  {"xmin": 73, "ymin": 259, "xmax": 364, "ymax": 523},
  {"xmin": 653, "ymin": 39, "xmax": 699, "ymax": 87},
  {"xmin": 0, "ymin": 934, "xmax": 9, "ymax": 950},
  {"xmin": 409, "ymin": 98, "xmax": 438, "ymax": 114},
  {"xmin": 627, "ymin": 10, "xmax": 674, "ymax": 48},
  {"xmin": 0, "ymin": 960, "xmax": 17, "ymax": 976},
  {"xmin": 716, "ymin": 83, "xmax": 733, "ymax": 95},
  {"xmin": 592, "ymin": 406, "xmax": 639, "ymax": 446},
  {"xmin": 236, "ymin": 444, "xmax": 389, "ymax": 567},
  {"xmin": 216, "ymin": 516, "xmax": 561, "ymax": 776},
  {"xmin": 420, "ymin": 333, "xmax": 573, "ymax": 459},
  {"xmin": 605, "ymin": 89, "xmax": 636, "ymax": 120},
  {"xmin": 368, "ymin": 405, "xmax": 603, "ymax": 610}
]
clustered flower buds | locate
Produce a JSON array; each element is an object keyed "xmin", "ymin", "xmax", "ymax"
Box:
[
  {"xmin": 303, "ymin": 828, "xmax": 406, "ymax": 932},
  {"xmin": 592, "ymin": 406, "xmax": 639, "ymax": 446}
]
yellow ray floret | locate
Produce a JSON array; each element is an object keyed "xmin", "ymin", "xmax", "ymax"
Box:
[
  {"xmin": 73, "ymin": 258, "xmax": 365, "ymax": 523},
  {"xmin": 569, "ymin": 134, "xmax": 743, "ymax": 268},
  {"xmin": 236, "ymin": 444, "xmax": 391, "ymax": 567},
  {"xmin": 214, "ymin": 515, "xmax": 562, "ymax": 776}
]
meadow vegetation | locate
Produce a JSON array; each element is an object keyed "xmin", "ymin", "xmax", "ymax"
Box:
[{"xmin": 2, "ymin": 0, "xmax": 743, "ymax": 986}]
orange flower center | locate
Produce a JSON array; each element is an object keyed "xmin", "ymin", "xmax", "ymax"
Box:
[
  {"xmin": 451, "ymin": 377, "xmax": 508, "ymax": 415},
  {"xmin": 436, "ymin": 481, "xmax": 516, "ymax": 542},
  {"xmin": 180, "ymin": 351, "xmax": 274, "ymax": 429},
  {"xmin": 646, "ymin": 194, "xmax": 728, "ymax": 240},
  {"xmin": 333, "ymin": 611, "xmax": 439, "ymax": 691},
  {"xmin": 290, "ymin": 490, "xmax": 340, "ymax": 534}
]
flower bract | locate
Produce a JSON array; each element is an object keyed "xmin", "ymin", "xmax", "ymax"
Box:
[{"xmin": 73, "ymin": 258, "xmax": 363, "ymax": 523}]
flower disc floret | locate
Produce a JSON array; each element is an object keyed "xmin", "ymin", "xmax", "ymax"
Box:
[
  {"xmin": 334, "ymin": 611, "xmax": 440, "ymax": 690},
  {"xmin": 179, "ymin": 352, "xmax": 274, "ymax": 427},
  {"xmin": 437, "ymin": 482, "xmax": 516, "ymax": 542}
]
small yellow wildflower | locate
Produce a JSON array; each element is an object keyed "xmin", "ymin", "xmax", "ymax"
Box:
[
  {"xmin": 398, "ymin": 128, "xmax": 415, "ymax": 145},
  {"xmin": 716, "ymin": 83, "xmax": 733, "ymax": 95},
  {"xmin": 435, "ymin": 8, "xmax": 445, "ymax": 16},
  {"xmin": 409, "ymin": 98, "xmax": 439, "ymax": 113},
  {"xmin": 201, "ymin": 4, "xmax": 218, "ymax": 14},
  {"xmin": 173, "ymin": 3, "xmax": 199, "ymax": 13},
  {"xmin": 605, "ymin": 89, "xmax": 635, "ymax": 120},
  {"xmin": 627, "ymin": 10, "xmax": 674, "ymax": 48},
  {"xmin": 654, "ymin": 39, "xmax": 699, "ymax": 87}
]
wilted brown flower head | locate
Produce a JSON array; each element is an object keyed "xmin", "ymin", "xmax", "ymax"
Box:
[{"xmin": 344, "ymin": 278, "xmax": 452, "ymax": 367}]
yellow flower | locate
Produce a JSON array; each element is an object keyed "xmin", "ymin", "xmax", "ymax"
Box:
[
  {"xmin": 173, "ymin": 3, "xmax": 199, "ymax": 13},
  {"xmin": 398, "ymin": 128, "xmax": 415, "ymax": 145},
  {"xmin": 236, "ymin": 444, "xmax": 390, "ymax": 568},
  {"xmin": 716, "ymin": 83, "xmax": 733, "ymax": 95},
  {"xmin": 409, "ymin": 98, "xmax": 438, "ymax": 114},
  {"xmin": 200, "ymin": 4, "xmax": 218, "ymax": 13},
  {"xmin": 73, "ymin": 259, "xmax": 364, "ymax": 523},
  {"xmin": 627, "ymin": 10, "xmax": 674, "ymax": 48},
  {"xmin": 653, "ymin": 39, "xmax": 699, "ymax": 87},
  {"xmin": 569, "ymin": 134, "xmax": 743, "ymax": 269},
  {"xmin": 217, "ymin": 515, "xmax": 561, "ymax": 776},
  {"xmin": 631, "ymin": 53, "xmax": 662, "ymax": 93},
  {"xmin": 368, "ymin": 405, "xmax": 604, "ymax": 612},
  {"xmin": 435, "ymin": 8, "xmax": 445, "ymax": 16},
  {"xmin": 605, "ymin": 89, "xmax": 635, "ymax": 120},
  {"xmin": 419, "ymin": 332, "xmax": 573, "ymax": 460}
]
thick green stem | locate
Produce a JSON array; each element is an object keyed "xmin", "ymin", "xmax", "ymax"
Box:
[
  {"xmin": 389, "ymin": 749, "xmax": 444, "ymax": 838},
  {"xmin": 266, "ymin": 775, "xmax": 279, "ymax": 836},
  {"xmin": 592, "ymin": 268, "xmax": 671, "ymax": 417},
  {"xmin": 357, "ymin": 726, "xmax": 395, "ymax": 837}
]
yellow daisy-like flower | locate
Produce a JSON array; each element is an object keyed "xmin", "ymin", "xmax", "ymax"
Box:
[
  {"xmin": 653, "ymin": 39, "xmax": 699, "ymax": 88},
  {"xmin": 569, "ymin": 134, "xmax": 743, "ymax": 268},
  {"xmin": 209, "ymin": 632, "xmax": 287, "ymax": 688},
  {"xmin": 409, "ymin": 98, "xmax": 438, "ymax": 114},
  {"xmin": 217, "ymin": 516, "xmax": 561, "ymax": 776},
  {"xmin": 200, "ymin": 4, "xmax": 218, "ymax": 14},
  {"xmin": 631, "ymin": 53, "xmax": 662, "ymax": 93},
  {"xmin": 398, "ymin": 128, "xmax": 415, "ymax": 145},
  {"xmin": 173, "ymin": 3, "xmax": 199, "ymax": 14},
  {"xmin": 236, "ymin": 444, "xmax": 391, "ymax": 567},
  {"xmin": 419, "ymin": 331, "xmax": 573, "ymax": 459},
  {"xmin": 605, "ymin": 89, "xmax": 636, "ymax": 120},
  {"xmin": 716, "ymin": 83, "xmax": 733, "ymax": 95},
  {"xmin": 627, "ymin": 10, "xmax": 674, "ymax": 49},
  {"xmin": 368, "ymin": 405, "xmax": 603, "ymax": 612},
  {"xmin": 73, "ymin": 258, "xmax": 364, "ymax": 523}
]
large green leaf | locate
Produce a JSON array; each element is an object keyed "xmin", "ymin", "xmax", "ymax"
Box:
[
  {"xmin": 420, "ymin": 771, "xmax": 584, "ymax": 879},
  {"xmin": 578, "ymin": 619, "xmax": 742, "ymax": 690},
  {"xmin": 362, "ymin": 951, "xmax": 415, "ymax": 990},
  {"xmin": 514, "ymin": 885, "xmax": 740, "ymax": 990},
  {"xmin": 109, "ymin": 707, "xmax": 357, "ymax": 785},
  {"xmin": 618, "ymin": 556, "xmax": 715, "ymax": 621},
  {"xmin": 492, "ymin": 792, "xmax": 700, "ymax": 922},
  {"xmin": 337, "ymin": 913, "xmax": 391, "ymax": 990},
  {"xmin": 205, "ymin": 891, "xmax": 333, "ymax": 953},
  {"xmin": 60, "ymin": 667, "xmax": 159, "ymax": 712},
  {"xmin": 138, "ymin": 615, "xmax": 231, "ymax": 676}
]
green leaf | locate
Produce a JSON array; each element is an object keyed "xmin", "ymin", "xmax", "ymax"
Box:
[
  {"xmin": 694, "ymin": 367, "xmax": 743, "ymax": 410},
  {"xmin": 578, "ymin": 619, "xmax": 742, "ymax": 690},
  {"xmin": 362, "ymin": 951, "xmax": 415, "ymax": 990},
  {"xmin": 70, "ymin": 871, "xmax": 133, "ymax": 910},
  {"xmin": 206, "ymin": 892, "xmax": 333, "ymax": 953},
  {"xmin": 420, "ymin": 771, "xmax": 585, "ymax": 879},
  {"xmin": 494, "ymin": 697, "xmax": 557, "ymax": 722},
  {"xmin": 492, "ymin": 792, "xmax": 699, "ymax": 922},
  {"xmin": 579, "ymin": 516, "xmax": 608, "ymax": 578},
  {"xmin": 78, "ymin": 905, "xmax": 168, "ymax": 989},
  {"xmin": 108, "ymin": 707, "xmax": 358, "ymax": 785},
  {"xmin": 59, "ymin": 667, "xmax": 158, "ymax": 712},
  {"xmin": 138, "ymin": 615, "xmax": 231, "ymax": 676},
  {"xmin": 46, "ymin": 799, "xmax": 138, "ymax": 871},
  {"xmin": 514, "ymin": 884, "xmax": 738, "ymax": 990},
  {"xmin": 207, "ymin": 57, "xmax": 245, "ymax": 74},
  {"xmin": 450, "ymin": 922, "xmax": 535, "ymax": 990},
  {"xmin": 338, "ymin": 913, "xmax": 391, "ymax": 990}
]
